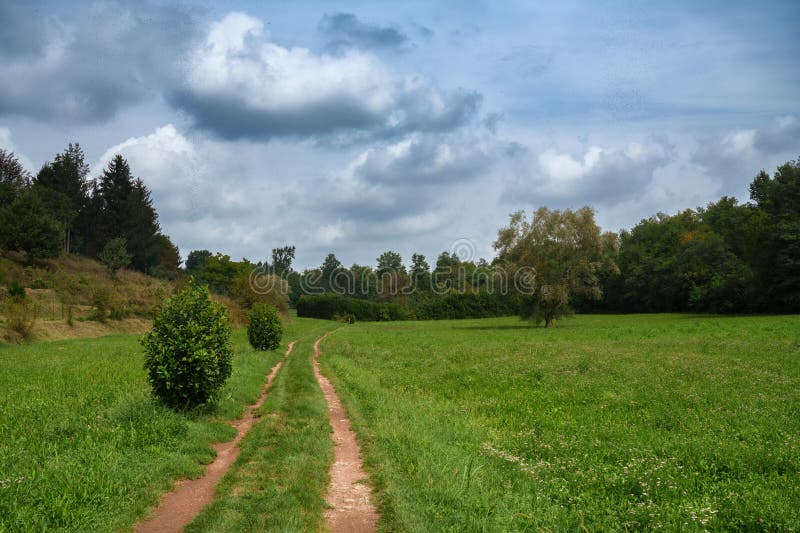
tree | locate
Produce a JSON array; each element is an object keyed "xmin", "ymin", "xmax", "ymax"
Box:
[
  {"xmin": 410, "ymin": 253, "xmax": 431, "ymax": 291},
  {"xmin": 320, "ymin": 253, "xmax": 344, "ymax": 292},
  {"xmin": 616, "ymin": 210, "xmax": 702, "ymax": 312},
  {"xmin": 35, "ymin": 143, "xmax": 89, "ymax": 253},
  {"xmin": 748, "ymin": 159, "xmax": 800, "ymax": 310},
  {"xmin": 494, "ymin": 207, "xmax": 618, "ymax": 327},
  {"xmin": 94, "ymin": 156, "xmax": 162, "ymax": 272},
  {"xmin": 0, "ymin": 148, "xmax": 30, "ymax": 205},
  {"xmin": 150, "ymin": 234, "xmax": 181, "ymax": 279},
  {"xmin": 186, "ymin": 249, "xmax": 212, "ymax": 273},
  {"xmin": 0, "ymin": 188, "xmax": 62, "ymax": 260},
  {"xmin": 271, "ymin": 245, "xmax": 296, "ymax": 276},
  {"xmin": 99, "ymin": 238, "xmax": 132, "ymax": 278},
  {"xmin": 376, "ymin": 250, "xmax": 404, "ymax": 275}
]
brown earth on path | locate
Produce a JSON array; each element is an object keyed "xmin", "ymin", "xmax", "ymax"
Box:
[
  {"xmin": 134, "ymin": 342, "xmax": 295, "ymax": 533},
  {"xmin": 313, "ymin": 332, "xmax": 379, "ymax": 533}
]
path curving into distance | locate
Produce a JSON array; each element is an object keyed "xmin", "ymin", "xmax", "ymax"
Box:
[
  {"xmin": 313, "ymin": 332, "xmax": 379, "ymax": 533},
  {"xmin": 135, "ymin": 342, "xmax": 295, "ymax": 533}
]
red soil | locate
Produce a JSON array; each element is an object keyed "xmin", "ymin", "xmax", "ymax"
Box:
[{"xmin": 313, "ymin": 332, "xmax": 379, "ymax": 533}]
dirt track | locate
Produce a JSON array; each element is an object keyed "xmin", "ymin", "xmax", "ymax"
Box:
[
  {"xmin": 134, "ymin": 342, "xmax": 295, "ymax": 533},
  {"xmin": 313, "ymin": 332, "xmax": 379, "ymax": 533}
]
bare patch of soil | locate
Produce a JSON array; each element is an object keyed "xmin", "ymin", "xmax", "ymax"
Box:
[
  {"xmin": 134, "ymin": 342, "xmax": 295, "ymax": 533},
  {"xmin": 313, "ymin": 332, "xmax": 379, "ymax": 533}
]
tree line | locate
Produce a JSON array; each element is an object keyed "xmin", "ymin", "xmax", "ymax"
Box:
[
  {"xmin": 589, "ymin": 158, "xmax": 800, "ymax": 314},
  {"xmin": 0, "ymin": 145, "xmax": 179, "ymax": 278}
]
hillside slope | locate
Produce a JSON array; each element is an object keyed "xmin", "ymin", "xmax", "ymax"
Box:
[{"xmin": 0, "ymin": 253, "xmax": 173, "ymax": 343}]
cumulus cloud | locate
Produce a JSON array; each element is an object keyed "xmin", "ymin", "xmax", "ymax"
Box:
[
  {"xmin": 0, "ymin": 1, "xmax": 199, "ymax": 124},
  {"xmin": 171, "ymin": 12, "xmax": 480, "ymax": 141},
  {"xmin": 503, "ymin": 136, "xmax": 675, "ymax": 207},
  {"xmin": 309, "ymin": 132, "xmax": 498, "ymax": 227},
  {"xmin": 94, "ymin": 125, "xmax": 257, "ymax": 227},
  {"xmin": 692, "ymin": 115, "xmax": 800, "ymax": 193},
  {"xmin": 0, "ymin": 127, "xmax": 36, "ymax": 173},
  {"xmin": 318, "ymin": 13, "xmax": 408, "ymax": 52}
]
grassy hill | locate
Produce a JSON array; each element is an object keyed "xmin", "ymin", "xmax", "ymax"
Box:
[{"xmin": 0, "ymin": 253, "xmax": 173, "ymax": 343}]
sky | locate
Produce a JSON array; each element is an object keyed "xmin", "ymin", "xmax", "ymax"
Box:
[{"xmin": 1, "ymin": 0, "xmax": 798, "ymax": 269}]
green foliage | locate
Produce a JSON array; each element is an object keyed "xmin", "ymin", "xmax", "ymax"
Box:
[
  {"xmin": 297, "ymin": 294, "xmax": 407, "ymax": 321},
  {"xmin": 411, "ymin": 292, "xmax": 519, "ymax": 320},
  {"xmin": 232, "ymin": 268, "xmax": 290, "ymax": 314},
  {"xmin": 91, "ymin": 287, "xmax": 110, "ymax": 322},
  {"xmin": 141, "ymin": 280, "xmax": 233, "ymax": 409},
  {"xmin": 495, "ymin": 206, "xmax": 618, "ymax": 327},
  {"xmin": 0, "ymin": 188, "xmax": 63, "ymax": 260},
  {"xmin": 185, "ymin": 249, "xmax": 212, "ymax": 273},
  {"xmin": 99, "ymin": 238, "xmax": 132, "ymax": 277},
  {"xmin": 0, "ymin": 148, "xmax": 31, "ymax": 205},
  {"xmin": 271, "ymin": 245, "xmax": 296, "ymax": 276},
  {"xmin": 192, "ymin": 252, "xmax": 242, "ymax": 295},
  {"xmin": 247, "ymin": 303, "xmax": 283, "ymax": 351},
  {"xmin": 3, "ymin": 297, "xmax": 37, "ymax": 342},
  {"xmin": 7, "ymin": 280, "xmax": 25, "ymax": 300}
]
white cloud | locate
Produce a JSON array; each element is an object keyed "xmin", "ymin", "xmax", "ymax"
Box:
[
  {"xmin": 173, "ymin": 12, "xmax": 480, "ymax": 140},
  {"xmin": 692, "ymin": 115, "xmax": 800, "ymax": 195},
  {"xmin": 0, "ymin": 126, "xmax": 35, "ymax": 172},
  {"xmin": 506, "ymin": 137, "xmax": 675, "ymax": 205}
]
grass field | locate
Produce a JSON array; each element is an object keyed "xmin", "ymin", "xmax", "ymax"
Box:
[
  {"xmin": 0, "ymin": 316, "xmax": 331, "ymax": 532},
  {"xmin": 320, "ymin": 314, "xmax": 800, "ymax": 531}
]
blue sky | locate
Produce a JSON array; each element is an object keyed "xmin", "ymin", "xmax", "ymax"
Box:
[{"xmin": 1, "ymin": 0, "xmax": 798, "ymax": 269}]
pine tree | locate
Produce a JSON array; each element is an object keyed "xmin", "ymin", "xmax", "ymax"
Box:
[{"xmin": 35, "ymin": 143, "xmax": 89, "ymax": 253}]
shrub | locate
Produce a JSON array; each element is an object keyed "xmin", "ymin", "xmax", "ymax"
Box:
[
  {"xmin": 247, "ymin": 303, "xmax": 283, "ymax": 351},
  {"xmin": 297, "ymin": 294, "xmax": 408, "ymax": 321},
  {"xmin": 232, "ymin": 270, "xmax": 290, "ymax": 315},
  {"xmin": 141, "ymin": 279, "xmax": 233, "ymax": 409},
  {"xmin": 91, "ymin": 288, "xmax": 110, "ymax": 322},
  {"xmin": 99, "ymin": 238, "xmax": 132, "ymax": 278},
  {"xmin": 7, "ymin": 280, "xmax": 25, "ymax": 300},
  {"xmin": 411, "ymin": 292, "xmax": 519, "ymax": 320},
  {"xmin": 3, "ymin": 298, "xmax": 37, "ymax": 342}
]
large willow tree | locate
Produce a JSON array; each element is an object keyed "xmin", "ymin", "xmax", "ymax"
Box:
[{"xmin": 494, "ymin": 206, "xmax": 619, "ymax": 327}]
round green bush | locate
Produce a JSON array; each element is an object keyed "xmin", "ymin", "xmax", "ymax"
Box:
[
  {"xmin": 247, "ymin": 303, "xmax": 283, "ymax": 351},
  {"xmin": 141, "ymin": 279, "xmax": 233, "ymax": 409}
]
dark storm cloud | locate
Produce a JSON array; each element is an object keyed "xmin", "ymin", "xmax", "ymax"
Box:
[
  {"xmin": 0, "ymin": 1, "xmax": 200, "ymax": 123},
  {"xmin": 318, "ymin": 13, "xmax": 408, "ymax": 52},
  {"xmin": 0, "ymin": 1, "xmax": 49, "ymax": 57},
  {"xmin": 172, "ymin": 88, "xmax": 481, "ymax": 142}
]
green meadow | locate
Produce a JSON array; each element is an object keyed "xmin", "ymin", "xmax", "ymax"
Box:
[
  {"xmin": 320, "ymin": 314, "xmax": 800, "ymax": 531},
  {"xmin": 1, "ymin": 313, "xmax": 799, "ymax": 531},
  {"xmin": 0, "ymin": 317, "xmax": 328, "ymax": 532}
]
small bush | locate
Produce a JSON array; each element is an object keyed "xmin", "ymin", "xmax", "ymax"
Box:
[
  {"xmin": 247, "ymin": 303, "xmax": 283, "ymax": 351},
  {"xmin": 3, "ymin": 298, "xmax": 37, "ymax": 342},
  {"xmin": 297, "ymin": 294, "xmax": 408, "ymax": 321},
  {"xmin": 141, "ymin": 279, "xmax": 233, "ymax": 409},
  {"xmin": 334, "ymin": 312, "xmax": 356, "ymax": 324},
  {"xmin": 7, "ymin": 280, "xmax": 25, "ymax": 300},
  {"xmin": 91, "ymin": 288, "xmax": 110, "ymax": 322}
]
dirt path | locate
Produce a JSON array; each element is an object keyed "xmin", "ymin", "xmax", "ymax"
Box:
[
  {"xmin": 313, "ymin": 332, "xmax": 379, "ymax": 533},
  {"xmin": 135, "ymin": 342, "xmax": 295, "ymax": 533}
]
